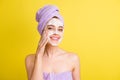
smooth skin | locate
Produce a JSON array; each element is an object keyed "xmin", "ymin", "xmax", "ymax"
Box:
[{"xmin": 25, "ymin": 19, "xmax": 80, "ymax": 80}]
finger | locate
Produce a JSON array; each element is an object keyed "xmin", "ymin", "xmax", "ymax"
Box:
[
  {"xmin": 39, "ymin": 36, "xmax": 48, "ymax": 47},
  {"xmin": 39, "ymin": 30, "xmax": 47, "ymax": 43},
  {"xmin": 38, "ymin": 28, "xmax": 48, "ymax": 47},
  {"xmin": 36, "ymin": 33, "xmax": 48, "ymax": 54},
  {"xmin": 39, "ymin": 33, "xmax": 48, "ymax": 45},
  {"xmin": 38, "ymin": 34, "xmax": 48, "ymax": 47}
]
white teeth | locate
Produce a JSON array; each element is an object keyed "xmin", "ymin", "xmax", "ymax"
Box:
[
  {"xmin": 53, "ymin": 38, "xmax": 58, "ymax": 39},
  {"xmin": 51, "ymin": 37, "xmax": 59, "ymax": 40}
]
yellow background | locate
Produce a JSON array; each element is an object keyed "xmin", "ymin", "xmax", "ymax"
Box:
[{"xmin": 0, "ymin": 0, "xmax": 120, "ymax": 80}]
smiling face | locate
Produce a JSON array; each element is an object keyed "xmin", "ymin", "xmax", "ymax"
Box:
[{"xmin": 45, "ymin": 18, "xmax": 64, "ymax": 46}]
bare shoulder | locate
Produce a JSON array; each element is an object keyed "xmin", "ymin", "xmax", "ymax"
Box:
[
  {"xmin": 62, "ymin": 51, "xmax": 80, "ymax": 63},
  {"xmin": 64, "ymin": 52, "xmax": 80, "ymax": 70},
  {"xmin": 25, "ymin": 54, "xmax": 36, "ymax": 80},
  {"xmin": 67, "ymin": 52, "xmax": 80, "ymax": 70},
  {"xmin": 25, "ymin": 54, "xmax": 35, "ymax": 63},
  {"xmin": 25, "ymin": 54, "xmax": 36, "ymax": 68},
  {"xmin": 66, "ymin": 52, "xmax": 80, "ymax": 62}
]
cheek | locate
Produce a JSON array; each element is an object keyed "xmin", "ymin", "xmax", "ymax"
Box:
[
  {"xmin": 47, "ymin": 31, "xmax": 54, "ymax": 37},
  {"xmin": 60, "ymin": 32, "xmax": 64, "ymax": 36},
  {"xmin": 60, "ymin": 33, "xmax": 63, "ymax": 37}
]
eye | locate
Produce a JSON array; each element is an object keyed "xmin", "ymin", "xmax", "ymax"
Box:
[
  {"xmin": 58, "ymin": 29, "xmax": 63, "ymax": 32},
  {"xmin": 47, "ymin": 25, "xmax": 54, "ymax": 30},
  {"xmin": 48, "ymin": 27, "xmax": 52, "ymax": 30}
]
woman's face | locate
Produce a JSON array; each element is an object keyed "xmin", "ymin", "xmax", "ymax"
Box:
[{"xmin": 45, "ymin": 18, "xmax": 64, "ymax": 46}]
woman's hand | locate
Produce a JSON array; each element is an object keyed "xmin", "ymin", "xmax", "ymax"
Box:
[{"xmin": 36, "ymin": 30, "xmax": 48, "ymax": 58}]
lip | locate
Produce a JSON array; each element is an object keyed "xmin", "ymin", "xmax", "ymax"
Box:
[{"xmin": 50, "ymin": 36, "xmax": 61, "ymax": 41}]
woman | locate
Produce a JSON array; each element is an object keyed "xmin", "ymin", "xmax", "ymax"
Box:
[{"xmin": 25, "ymin": 5, "xmax": 80, "ymax": 80}]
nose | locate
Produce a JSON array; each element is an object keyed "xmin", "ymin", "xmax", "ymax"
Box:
[{"xmin": 53, "ymin": 29, "xmax": 59, "ymax": 34}]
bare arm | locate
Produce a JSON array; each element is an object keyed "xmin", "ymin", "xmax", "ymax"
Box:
[
  {"xmin": 72, "ymin": 54, "xmax": 80, "ymax": 80},
  {"xmin": 25, "ymin": 30, "xmax": 48, "ymax": 80}
]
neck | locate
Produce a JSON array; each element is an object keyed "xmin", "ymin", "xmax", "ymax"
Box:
[{"xmin": 44, "ymin": 44, "xmax": 60, "ymax": 58}]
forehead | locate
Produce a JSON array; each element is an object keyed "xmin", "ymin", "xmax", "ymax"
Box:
[{"xmin": 46, "ymin": 18, "xmax": 64, "ymax": 27}]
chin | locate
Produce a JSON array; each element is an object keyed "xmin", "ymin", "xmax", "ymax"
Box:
[
  {"xmin": 51, "ymin": 44, "xmax": 59, "ymax": 46},
  {"xmin": 47, "ymin": 42, "xmax": 60, "ymax": 47},
  {"xmin": 50, "ymin": 43, "xmax": 59, "ymax": 47}
]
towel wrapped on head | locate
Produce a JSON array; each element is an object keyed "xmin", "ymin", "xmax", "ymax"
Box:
[{"xmin": 36, "ymin": 5, "xmax": 64, "ymax": 35}]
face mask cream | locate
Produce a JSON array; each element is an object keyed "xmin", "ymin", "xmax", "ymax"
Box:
[{"xmin": 46, "ymin": 18, "xmax": 64, "ymax": 46}]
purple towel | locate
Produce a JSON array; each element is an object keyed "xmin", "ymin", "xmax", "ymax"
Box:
[
  {"xmin": 36, "ymin": 5, "xmax": 64, "ymax": 35},
  {"xmin": 43, "ymin": 71, "xmax": 73, "ymax": 80}
]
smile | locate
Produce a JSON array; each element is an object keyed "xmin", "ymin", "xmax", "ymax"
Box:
[{"xmin": 50, "ymin": 36, "xmax": 60, "ymax": 41}]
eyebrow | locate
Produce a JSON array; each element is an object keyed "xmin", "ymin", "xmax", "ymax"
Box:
[{"xmin": 47, "ymin": 25, "xmax": 64, "ymax": 28}]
